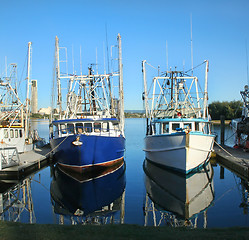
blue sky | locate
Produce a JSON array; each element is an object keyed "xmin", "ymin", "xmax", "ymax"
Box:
[{"xmin": 0, "ymin": 0, "xmax": 249, "ymax": 110}]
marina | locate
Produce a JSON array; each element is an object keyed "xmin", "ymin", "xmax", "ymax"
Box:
[
  {"xmin": 1, "ymin": 1, "xmax": 249, "ymax": 239},
  {"xmin": 0, "ymin": 118, "xmax": 248, "ymax": 228}
]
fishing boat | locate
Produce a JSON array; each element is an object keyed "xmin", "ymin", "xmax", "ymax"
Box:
[
  {"xmin": 143, "ymin": 159, "xmax": 214, "ymax": 227},
  {"xmin": 0, "ymin": 42, "xmax": 39, "ymax": 170},
  {"xmin": 49, "ymin": 34, "xmax": 125, "ymax": 172},
  {"xmin": 231, "ymin": 85, "xmax": 249, "ymax": 149},
  {"xmin": 142, "ymin": 60, "xmax": 215, "ymax": 174}
]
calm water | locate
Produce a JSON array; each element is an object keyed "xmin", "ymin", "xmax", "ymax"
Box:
[{"xmin": 0, "ymin": 118, "xmax": 248, "ymax": 228}]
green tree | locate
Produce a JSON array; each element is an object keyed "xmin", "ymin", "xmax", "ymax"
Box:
[{"xmin": 208, "ymin": 101, "xmax": 243, "ymax": 120}]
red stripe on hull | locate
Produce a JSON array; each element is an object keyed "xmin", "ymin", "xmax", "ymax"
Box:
[{"xmin": 58, "ymin": 157, "xmax": 124, "ymax": 174}]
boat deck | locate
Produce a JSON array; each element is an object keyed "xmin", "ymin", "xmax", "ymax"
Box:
[
  {"xmin": 0, "ymin": 144, "xmax": 52, "ymax": 180},
  {"xmin": 214, "ymin": 144, "xmax": 249, "ymax": 180}
]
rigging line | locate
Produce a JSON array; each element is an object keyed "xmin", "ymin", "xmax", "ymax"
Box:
[
  {"xmin": 145, "ymin": 62, "xmax": 158, "ymax": 70},
  {"xmin": 213, "ymin": 186, "xmax": 235, "ymax": 204},
  {"xmin": 31, "ymin": 179, "xmax": 50, "ymax": 192},
  {"xmin": 231, "ymin": 172, "xmax": 243, "ymax": 202},
  {"xmin": 185, "ymin": 61, "xmax": 206, "ymax": 74},
  {"xmin": 214, "ymin": 140, "xmax": 249, "ymax": 167},
  {"xmin": 224, "ymin": 132, "xmax": 236, "ymax": 142}
]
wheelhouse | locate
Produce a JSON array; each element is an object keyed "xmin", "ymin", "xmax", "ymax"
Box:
[
  {"xmin": 0, "ymin": 127, "xmax": 24, "ymax": 140},
  {"xmin": 50, "ymin": 118, "xmax": 122, "ymax": 139},
  {"xmin": 151, "ymin": 118, "xmax": 212, "ymax": 135}
]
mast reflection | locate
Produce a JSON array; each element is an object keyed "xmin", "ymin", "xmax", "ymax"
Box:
[
  {"xmin": 0, "ymin": 178, "xmax": 35, "ymax": 223},
  {"xmin": 50, "ymin": 160, "xmax": 126, "ymax": 225},
  {"xmin": 143, "ymin": 159, "xmax": 214, "ymax": 228}
]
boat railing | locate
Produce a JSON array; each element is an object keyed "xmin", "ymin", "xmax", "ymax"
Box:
[
  {"xmin": 0, "ymin": 147, "xmax": 20, "ymax": 170},
  {"xmin": 51, "ymin": 126, "xmax": 122, "ymax": 139}
]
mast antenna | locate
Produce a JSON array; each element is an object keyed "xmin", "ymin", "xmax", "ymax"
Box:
[
  {"xmin": 105, "ymin": 24, "xmax": 110, "ymax": 74},
  {"xmin": 166, "ymin": 41, "xmax": 168, "ymax": 72},
  {"xmin": 103, "ymin": 42, "xmax": 106, "ymax": 74},
  {"xmin": 80, "ymin": 45, "xmax": 82, "ymax": 75},
  {"xmin": 117, "ymin": 33, "xmax": 124, "ymax": 134},
  {"xmin": 190, "ymin": 14, "xmax": 194, "ymax": 76},
  {"xmin": 96, "ymin": 47, "xmax": 98, "ymax": 74},
  {"xmin": 72, "ymin": 44, "xmax": 75, "ymax": 74},
  {"xmin": 25, "ymin": 42, "xmax": 32, "ymax": 139},
  {"xmin": 246, "ymin": 39, "xmax": 249, "ymax": 85}
]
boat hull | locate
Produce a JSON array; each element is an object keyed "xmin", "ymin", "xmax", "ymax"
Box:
[
  {"xmin": 144, "ymin": 132, "xmax": 215, "ymax": 174},
  {"xmin": 50, "ymin": 134, "xmax": 125, "ymax": 171}
]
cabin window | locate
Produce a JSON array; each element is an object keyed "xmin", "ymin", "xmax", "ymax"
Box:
[
  {"xmin": 19, "ymin": 129, "xmax": 23, "ymax": 138},
  {"xmin": 172, "ymin": 123, "xmax": 180, "ymax": 131},
  {"xmin": 84, "ymin": 123, "xmax": 92, "ymax": 133},
  {"xmin": 15, "ymin": 129, "xmax": 18, "ymax": 138},
  {"xmin": 4, "ymin": 129, "xmax": 8, "ymax": 138},
  {"xmin": 202, "ymin": 123, "xmax": 209, "ymax": 134},
  {"xmin": 102, "ymin": 122, "xmax": 109, "ymax": 132},
  {"xmin": 60, "ymin": 124, "xmax": 67, "ymax": 134},
  {"xmin": 162, "ymin": 122, "xmax": 169, "ymax": 133},
  {"xmin": 113, "ymin": 122, "xmax": 119, "ymax": 130},
  {"xmin": 154, "ymin": 123, "xmax": 160, "ymax": 134},
  {"xmin": 67, "ymin": 123, "xmax": 74, "ymax": 134},
  {"xmin": 10, "ymin": 129, "xmax": 14, "ymax": 138},
  {"xmin": 184, "ymin": 123, "xmax": 192, "ymax": 130},
  {"xmin": 76, "ymin": 123, "xmax": 83, "ymax": 134},
  {"xmin": 195, "ymin": 122, "xmax": 199, "ymax": 131},
  {"xmin": 53, "ymin": 125, "xmax": 59, "ymax": 135},
  {"xmin": 94, "ymin": 123, "xmax": 101, "ymax": 132}
]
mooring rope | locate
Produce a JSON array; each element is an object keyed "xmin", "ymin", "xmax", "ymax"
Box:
[{"xmin": 36, "ymin": 134, "xmax": 71, "ymax": 168}]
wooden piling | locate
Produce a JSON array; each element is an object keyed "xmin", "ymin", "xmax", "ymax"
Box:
[{"xmin": 220, "ymin": 115, "xmax": 225, "ymax": 145}]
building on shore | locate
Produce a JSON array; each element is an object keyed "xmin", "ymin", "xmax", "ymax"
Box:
[{"xmin": 38, "ymin": 107, "xmax": 51, "ymax": 115}]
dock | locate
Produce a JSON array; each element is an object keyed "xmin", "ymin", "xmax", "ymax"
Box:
[
  {"xmin": 0, "ymin": 144, "xmax": 52, "ymax": 180},
  {"xmin": 214, "ymin": 144, "xmax": 249, "ymax": 180}
]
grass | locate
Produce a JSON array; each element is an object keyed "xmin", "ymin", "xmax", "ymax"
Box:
[{"xmin": 1, "ymin": 221, "xmax": 249, "ymax": 240}]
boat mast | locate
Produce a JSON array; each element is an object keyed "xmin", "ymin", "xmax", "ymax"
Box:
[
  {"xmin": 55, "ymin": 36, "xmax": 62, "ymax": 119},
  {"xmin": 203, "ymin": 60, "xmax": 209, "ymax": 119},
  {"xmin": 25, "ymin": 42, "xmax": 32, "ymax": 139},
  {"xmin": 142, "ymin": 60, "xmax": 149, "ymax": 119},
  {"xmin": 117, "ymin": 33, "xmax": 124, "ymax": 134}
]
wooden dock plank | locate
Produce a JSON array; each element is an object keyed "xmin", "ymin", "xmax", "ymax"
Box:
[{"xmin": 214, "ymin": 144, "xmax": 249, "ymax": 180}]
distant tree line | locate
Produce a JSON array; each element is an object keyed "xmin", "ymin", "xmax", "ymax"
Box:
[
  {"xmin": 208, "ymin": 101, "xmax": 243, "ymax": 120},
  {"xmin": 31, "ymin": 113, "xmax": 49, "ymax": 119}
]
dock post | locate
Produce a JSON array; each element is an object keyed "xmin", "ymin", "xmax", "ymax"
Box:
[
  {"xmin": 0, "ymin": 153, "xmax": 2, "ymax": 171},
  {"xmin": 220, "ymin": 115, "xmax": 225, "ymax": 145}
]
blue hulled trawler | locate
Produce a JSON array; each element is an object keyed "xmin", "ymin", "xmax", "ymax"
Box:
[{"xmin": 49, "ymin": 34, "xmax": 125, "ymax": 173}]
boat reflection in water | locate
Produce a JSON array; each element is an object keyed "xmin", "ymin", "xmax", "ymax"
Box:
[
  {"xmin": 50, "ymin": 160, "xmax": 126, "ymax": 225},
  {"xmin": 143, "ymin": 159, "xmax": 214, "ymax": 228},
  {"xmin": 0, "ymin": 178, "xmax": 35, "ymax": 223}
]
